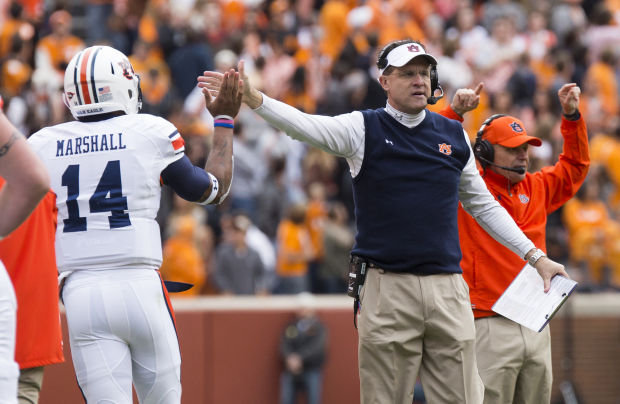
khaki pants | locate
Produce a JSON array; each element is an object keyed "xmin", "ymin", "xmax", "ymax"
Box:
[
  {"xmin": 18, "ymin": 367, "xmax": 44, "ymax": 404},
  {"xmin": 358, "ymin": 269, "xmax": 484, "ymax": 404},
  {"xmin": 475, "ymin": 316, "xmax": 552, "ymax": 404}
]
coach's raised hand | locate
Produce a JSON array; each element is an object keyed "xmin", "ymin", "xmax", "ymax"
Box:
[
  {"xmin": 450, "ymin": 82, "xmax": 484, "ymax": 117},
  {"xmin": 198, "ymin": 61, "xmax": 263, "ymax": 109}
]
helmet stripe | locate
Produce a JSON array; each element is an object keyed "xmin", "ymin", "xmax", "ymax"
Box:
[
  {"xmin": 89, "ymin": 47, "xmax": 101, "ymax": 103},
  {"xmin": 79, "ymin": 47, "xmax": 94, "ymax": 104},
  {"xmin": 73, "ymin": 51, "xmax": 84, "ymax": 105}
]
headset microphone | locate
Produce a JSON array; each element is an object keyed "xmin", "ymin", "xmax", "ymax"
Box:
[
  {"xmin": 477, "ymin": 156, "xmax": 526, "ymax": 174},
  {"xmin": 427, "ymin": 84, "xmax": 444, "ymax": 105}
]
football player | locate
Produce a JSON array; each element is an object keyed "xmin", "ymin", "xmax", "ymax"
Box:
[{"xmin": 28, "ymin": 45, "xmax": 242, "ymax": 403}]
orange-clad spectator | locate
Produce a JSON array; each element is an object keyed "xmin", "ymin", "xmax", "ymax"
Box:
[
  {"xmin": 305, "ymin": 182, "xmax": 328, "ymax": 292},
  {"xmin": 137, "ymin": 0, "xmax": 169, "ymax": 47},
  {"xmin": 305, "ymin": 182, "xmax": 328, "ymax": 261},
  {"xmin": 281, "ymin": 66, "xmax": 316, "ymax": 114},
  {"xmin": 375, "ymin": 1, "xmax": 425, "ymax": 48},
  {"xmin": 589, "ymin": 119, "xmax": 620, "ymax": 208},
  {"xmin": 14, "ymin": 0, "xmax": 44, "ymax": 22},
  {"xmin": 0, "ymin": 35, "xmax": 33, "ymax": 98},
  {"xmin": 160, "ymin": 214, "xmax": 207, "ymax": 297},
  {"xmin": 562, "ymin": 177, "xmax": 620, "ymax": 289},
  {"xmin": 128, "ymin": 40, "xmax": 172, "ymax": 110},
  {"xmin": 34, "ymin": 10, "xmax": 84, "ymax": 82},
  {"xmin": 0, "ymin": 184, "xmax": 64, "ymax": 403},
  {"xmin": 318, "ymin": 0, "xmax": 350, "ymax": 63},
  {"xmin": 220, "ymin": 0, "xmax": 246, "ymax": 34},
  {"xmin": 583, "ymin": 48, "xmax": 619, "ymax": 118},
  {"xmin": 275, "ymin": 203, "xmax": 315, "ymax": 294},
  {"xmin": 0, "ymin": 2, "xmax": 33, "ymax": 59},
  {"xmin": 608, "ymin": 0, "xmax": 620, "ymax": 21}
]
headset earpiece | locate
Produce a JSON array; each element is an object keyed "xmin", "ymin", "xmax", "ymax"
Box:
[
  {"xmin": 473, "ymin": 114, "xmax": 506, "ymax": 168},
  {"xmin": 377, "ymin": 51, "xmax": 388, "ymax": 70},
  {"xmin": 430, "ymin": 65, "xmax": 438, "ymax": 94},
  {"xmin": 427, "ymin": 65, "xmax": 444, "ymax": 104}
]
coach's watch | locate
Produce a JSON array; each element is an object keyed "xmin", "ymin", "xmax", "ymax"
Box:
[{"xmin": 527, "ymin": 248, "xmax": 546, "ymax": 267}]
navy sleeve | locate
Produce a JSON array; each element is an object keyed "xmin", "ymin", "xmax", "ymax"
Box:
[{"xmin": 161, "ymin": 155, "xmax": 212, "ymax": 202}]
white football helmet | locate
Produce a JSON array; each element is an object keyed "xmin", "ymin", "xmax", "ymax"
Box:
[{"xmin": 63, "ymin": 45, "xmax": 142, "ymax": 119}]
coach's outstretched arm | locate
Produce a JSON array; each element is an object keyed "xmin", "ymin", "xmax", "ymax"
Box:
[
  {"xmin": 0, "ymin": 99, "xmax": 49, "ymax": 237},
  {"xmin": 202, "ymin": 69, "xmax": 243, "ymax": 204}
]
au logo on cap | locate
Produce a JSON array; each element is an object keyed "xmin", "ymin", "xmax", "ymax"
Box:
[
  {"xmin": 510, "ymin": 121, "xmax": 524, "ymax": 133},
  {"xmin": 407, "ymin": 44, "xmax": 420, "ymax": 52}
]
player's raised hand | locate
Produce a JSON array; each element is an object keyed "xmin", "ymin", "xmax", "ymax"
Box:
[
  {"xmin": 558, "ymin": 83, "xmax": 580, "ymax": 116},
  {"xmin": 201, "ymin": 69, "xmax": 244, "ymax": 118},
  {"xmin": 450, "ymin": 82, "xmax": 484, "ymax": 117}
]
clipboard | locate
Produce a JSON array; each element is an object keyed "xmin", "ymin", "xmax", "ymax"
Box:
[{"xmin": 491, "ymin": 264, "xmax": 578, "ymax": 332}]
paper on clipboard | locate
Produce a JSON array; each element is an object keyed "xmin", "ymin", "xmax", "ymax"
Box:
[{"xmin": 492, "ymin": 264, "xmax": 577, "ymax": 332}]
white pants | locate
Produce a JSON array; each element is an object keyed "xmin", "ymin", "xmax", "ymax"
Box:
[
  {"xmin": 0, "ymin": 261, "xmax": 18, "ymax": 404},
  {"xmin": 62, "ymin": 269, "xmax": 181, "ymax": 404}
]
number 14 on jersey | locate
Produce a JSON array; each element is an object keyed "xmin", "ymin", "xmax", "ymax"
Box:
[{"xmin": 62, "ymin": 160, "xmax": 131, "ymax": 232}]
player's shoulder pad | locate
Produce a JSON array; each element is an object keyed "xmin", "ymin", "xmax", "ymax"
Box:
[
  {"xmin": 128, "ymin": 113, "xmax": 179, "ymax": 142},
  {"xmin": 27, "ymin": 127, "xmax": 51, "ymax": 148}
]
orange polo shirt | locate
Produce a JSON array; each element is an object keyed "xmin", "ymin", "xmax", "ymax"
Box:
[
  {"xmin": 457, "ymin": 116, "xmax": 590, "ymax": 318},
  {"xmin": 0, "ymin": 184, "xmax": 65, "ymax": 369}
]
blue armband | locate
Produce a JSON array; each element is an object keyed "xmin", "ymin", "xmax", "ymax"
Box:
[{"xmin": 161, "ymin": 155, "xmax": 214, "ymax": 203}]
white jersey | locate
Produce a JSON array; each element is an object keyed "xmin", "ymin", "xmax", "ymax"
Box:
[{"xmin": 29, "ymin": 113, "xmax": 185, "ymax": 274}]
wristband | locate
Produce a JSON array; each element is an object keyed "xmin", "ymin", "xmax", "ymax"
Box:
[
  {"xmin": 527, "ymin": 248, "xmax": 546, "ymax": 267},
  {"xmin": 213, "ymin": 116, "xmax": 234, "ymax": 129},
  {"xmin": 562, "ymin": 110, "xmax": 580, "ymax": 121}
]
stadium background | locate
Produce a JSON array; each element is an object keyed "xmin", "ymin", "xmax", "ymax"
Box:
[{"xmin": 2, "ymin": 0, "xmax": 620, "ymax": 402}]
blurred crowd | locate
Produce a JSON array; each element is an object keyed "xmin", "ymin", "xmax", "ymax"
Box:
[{"xmin": 2, "ymin": 0, "xmax": 620, "ymax": 294}]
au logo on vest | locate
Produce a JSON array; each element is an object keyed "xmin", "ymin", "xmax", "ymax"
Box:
[
  {"xmin": 519, "ymin": 194, "xmax": 530, "ymax": 204},
  {"xmin": 438, "ymin": 143, "xmax": 452, "ymax": 156}
]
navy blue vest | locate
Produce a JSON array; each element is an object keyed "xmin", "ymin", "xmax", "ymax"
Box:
[{"xmin": 352, "ymin": 109, "xmax": 470, "ymax": 274}]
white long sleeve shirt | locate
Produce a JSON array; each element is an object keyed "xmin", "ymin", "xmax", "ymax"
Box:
[{"xmin": 253, "ymin": 94, "xmax": 535, "ymax": 259}]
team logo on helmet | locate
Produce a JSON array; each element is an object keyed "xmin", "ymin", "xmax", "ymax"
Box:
[
  {"xmin": 438, "ymin": 143, "xmax": 452, "ymax": 155},
  {"xmin": 118, "ymin": 60, "xmax": 134, "ymax": 80},
  {"xmin": 510, "ymin": 121, "xmax": 524, "ymax": 133}
]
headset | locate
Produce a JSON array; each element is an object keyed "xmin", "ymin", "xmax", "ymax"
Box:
[
  {"xmin": 377, "ymin": 40, "xmax": 444, "ymax": 105},
  {"xmin": 473, "ymin": 114, "xmax": 526, "ymax": 174}
]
